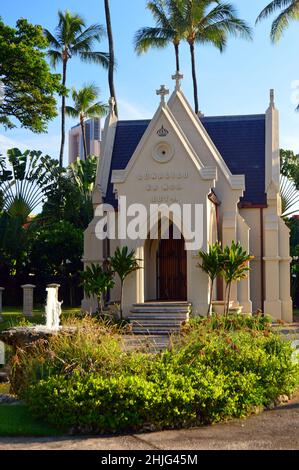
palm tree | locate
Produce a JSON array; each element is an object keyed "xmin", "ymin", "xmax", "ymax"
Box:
[
  {"xmin": 65, "ymin": 84, "xmax": 108, "ymax": 160},
  {"xmin": 44, "ymin": 10, "xmax": 109, "ymax": 166},
  {"xmin": 222, "ymin": 241, "xmax": 253, "ymax": 316},
  {"xmin": 110, "ymin": 247, "xmax": 141, "ymax": 320},
  {"xmin": 179, "ymin": 0, "xmax": 252, "ymax": 115},
  {"xmin": 104, "ymin": 0, "xmax": 118, "ymax": 116},
  {"xmin": 256, "ymin": 0, "xmax": 299, "ymax": 42},
  {"xmin": 81, "ymin": 263, "xmax": 115, "ymax": 313},
  {"xmin": 198, "ymin": 243, "xmax": 224, "ymax": 317},
  {"xmin": 134, "ymin": 0, "xmax": 185, "ymax": 73}
]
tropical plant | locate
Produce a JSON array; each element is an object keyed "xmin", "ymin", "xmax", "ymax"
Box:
[
  {"xmin": 179, "ymin": 0, "xmax": 252, "ymax": 115},
  {"xmin": 222, "ymin": 241, "xmax": 253, "ymax": 316},
  {"xmin": 81, "ymin": 263, "xmax": 115, "ymax": 313},
  {"xmin": 0, "ymin": 148, "xmax": 62, "ymax": 222},
  {"xmin": 0, "ymin": 18, "xmax": 61, "ymax": 132},
  {"xmin": 44, "ymin": 10, "xmax": 109, "ymax": 166},
  {"xmin": 104, "ymin": 0, "xmax": 118, "ymax": 116},
  {"xmin": 66, "ymin": 84, "xmax": 108, "ymax": 160},
  {"xmin": 280, "ymin": 175, "xmax": 299, "ymax": 217},
  {"xmin": 279, "ymin": 149, "xmax": 299, "ymax": 217},
  {"xmin": 110, "ymin": 247, "xmax": 141, "ymax": 320},
  {"xmin": 198, "ymin": 243, "xmax": 223, "ymax": 316},
  {"xmin": 256, "ymin": 0, "xmax": 299, "ymax": 42},
  {"xmin": 134, "ymin": 0, "xmax": 185, "ymax": 73}
]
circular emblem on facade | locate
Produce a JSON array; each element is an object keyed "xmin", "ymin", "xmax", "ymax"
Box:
[{"xmin": 152, "ymin": 142, "xmax": 174, "ymax": 164}]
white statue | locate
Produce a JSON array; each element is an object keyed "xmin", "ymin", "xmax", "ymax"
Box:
[{"xmin": 45, "ymin": 284, "xmax": 62, "ymax": 331}]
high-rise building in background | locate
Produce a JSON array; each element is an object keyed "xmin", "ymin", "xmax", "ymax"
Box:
[{"xmin": 68, "ymin": 118, "xmax": 102, "ymax": 164}]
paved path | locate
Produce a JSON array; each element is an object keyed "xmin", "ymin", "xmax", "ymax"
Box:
[{"xmin": 0, "ymin": 392, "xmax": 298, "ymax": 450}]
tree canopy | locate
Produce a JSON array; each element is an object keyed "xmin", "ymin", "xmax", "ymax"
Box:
[{"xmin": 0, "ymin": 18, "xmax": 61, "ymax": 132}]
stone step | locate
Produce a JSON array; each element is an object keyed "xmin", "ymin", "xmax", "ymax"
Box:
[
  {"xmin": 133, "ymin": 303, "xmax": 191, "ymax": 309},
  {"xmin": 129, "ymin": 315, "xmax": 187, "ymax": 321},
  {"xmin": 131, "ymin": 308, "xmax": 190, "ymax": 314},
  {"xmin": 133, "ymin": 328, "xmax": 179, "ymax": 336}
]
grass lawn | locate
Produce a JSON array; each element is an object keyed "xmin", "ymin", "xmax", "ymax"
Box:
[
  {"xmin": 0, "ymin": 307, "xmax": 81, "ymax": 332},
  {"xmin": 0, "ymin": 405, "xmax": 64, "ymax": 437}
]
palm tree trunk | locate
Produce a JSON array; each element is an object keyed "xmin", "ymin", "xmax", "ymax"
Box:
[
  {"xmin": 174, "ymin": 42, "xmax": 180, "ymax": 72},
  {"xmin": 80, "ymin": 118, "xmax": 88, "ymax": 161},
  {"xmin": 59, "ymin": 59, "xmax": 67, "ymax": 167},
  {"xmin": 189, "ymin": 41, "xmax": 199, "ymax": 115},
  {"xmin": 226, "ymin": 282, "xmax": 232, "ymax": 316},
  {"xmin": 104, "ymin": 0, "xmax": 118, "ymax": 117},
  {"xmin": 120, "ymin": 280, "xmax": 123, "ymax": 321},
  {"xmin": 208, "ymin": 279, "xmax": 214, "ymax": 317}
]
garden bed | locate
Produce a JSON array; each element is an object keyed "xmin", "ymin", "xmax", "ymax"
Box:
[{"xmin": 3, "ymin": 314, "xmax": 297, "ymax": 435}]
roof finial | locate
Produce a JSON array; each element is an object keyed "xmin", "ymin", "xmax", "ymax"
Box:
[
  {"xmin": 109, "ymin": 96, "xmax": 116, "ymax": 114},
  {"xmin": 156, "ymin": 85, "xmax": 169, "ymax": 106},
  {"xmin": 270, "ymin": 89, "xmax": 275, "ymax": 108},
  {"xmin": 172, "ymin": 71, "xmax": 184, "ymax": 91}
]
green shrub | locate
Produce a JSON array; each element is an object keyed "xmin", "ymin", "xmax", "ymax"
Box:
[{"xmin": 11, "ymin": 316, "xmax": 299, "ymax": 433}]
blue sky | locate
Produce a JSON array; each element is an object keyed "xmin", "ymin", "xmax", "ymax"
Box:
[{"xmin": 1, "ymin": 0, "xmax": 299, "ymax": 166}]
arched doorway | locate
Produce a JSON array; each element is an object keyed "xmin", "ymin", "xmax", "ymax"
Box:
[{"xmin": 157, "ymin": 225, "xmax": 187, "ymax": 301}]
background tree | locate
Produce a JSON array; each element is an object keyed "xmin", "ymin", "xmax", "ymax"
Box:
[
  {"xmin": 42, "ymin": 155, "xmax": 98, "ymax": 230},
  {"xmin": 134, "ymin": 0, "xmax": 185, "ymax": 73},
  {"xmin": 0, "ymin": 18, "xmax": 61, "ymax": 132},
  {"xmin": 104, "ymin": 0, "xmax": 118, "ymax": 116},
  {"xmin": 44, "ymin": 10, "xmax": 109, "ymax": 166},
  {"xmin": 256, "ymin": 0, "xmax": 299, "ymax": 42},
  {"xmin": 179, "ymin": 0, "xmax": 252, "ymax": 115},
  {"xmin": 28, "ymin": 221, "xmax": 84, "ymax": 306},
  {"xmin": 81, "ymin": 263, "xmax": 115, "ymax": 313},
  {"xmin": 198, "ymin": 243, "xmax": 223, "ymax": 316},
  {"xmin": 110, "ymin": 247, "xmax": 141, "ymax": 320},
  {"xmin": 66, "ymin": 84, "xmax": 108, "ymax": 160}
]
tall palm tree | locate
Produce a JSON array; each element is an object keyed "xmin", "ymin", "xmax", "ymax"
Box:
[
  {"xmin": 256, "ymin": 0, "xmax": 299, "ymax": 42},
  {"xmin": 44, "ymin": 10, "xmax": 109, "ymax": 166},
  {"xmin": 104, "ymin": 0, "xmax": 118, "ymax": 116},
  {"xmin": 179, "ymin": 0, "xmax": 252, "ymax": 115},
  {"xmin": 134, "ymin": 0, "xmax": 185, "ymax": 73},
  {"xmin": 65, "ymin": 84, "xmax": 108, "ymax": 161}
]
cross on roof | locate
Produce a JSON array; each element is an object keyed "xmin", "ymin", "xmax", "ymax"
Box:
[
  {"xmin": 172, "ymin": 72, "xmax": 184, "ymax": 91},
  {"xmin": 156, "ymin": 85, "xmax": 169, "ymax": 106}
]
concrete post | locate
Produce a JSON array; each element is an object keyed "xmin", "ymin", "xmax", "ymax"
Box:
[
  {"xmin": 0, "ymin": 288, "xmax": 4, "ymax": 322},
  {"xmin": 21, "ymin": 284, "xmax": 36, "ymax": 317},
  {"xmin": 0, "ymin": 341, "xmax": 5, "ymax": 365}
]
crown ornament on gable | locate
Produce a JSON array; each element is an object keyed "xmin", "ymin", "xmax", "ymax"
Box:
[{"xmin": 157, "ymin": 125, "xmax": 169, "ymax": 137}]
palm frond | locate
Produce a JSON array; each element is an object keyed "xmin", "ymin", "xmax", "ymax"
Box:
[
  {"xmin": 85, "ymin": 102, "xmax": 109, "ymax": 118},
  {"xmin": 79, "ymin": 51, "xmax": 110, "ymax": 69},
  {"xmin": 65, "ymin": 106, "xmax": 79, "ymax": 119},
  {"xmin": 256, "ymin": 0, "xmax": 295, "ymax": 23},
  {"xmin": 134, "ymin": 27, "xmax": 173, "ymax": 53},
  {"xmin": 270, "ymin": 2, "xmax": 299, "ymax": 41},
  {"xmin": 47, "ymin": 49, "xmax": 62, "ymax": 68},
  {"xmin": 43, "ymin": 29, "xmax": 62, "ymax": 48}
]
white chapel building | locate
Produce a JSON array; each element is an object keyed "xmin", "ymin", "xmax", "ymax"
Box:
[{"xmin": 82, "ymin": 75, "xmax": 292, "ymax": 323}]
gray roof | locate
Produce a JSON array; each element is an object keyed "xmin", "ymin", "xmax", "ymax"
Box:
[{"xmin": 104, "ymin": 114, "xmax": 266, "ymax": 207}]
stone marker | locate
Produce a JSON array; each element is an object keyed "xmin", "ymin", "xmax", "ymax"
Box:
[
  {"xmin": 21, "ymin": 284, "xmax": 36, "ymax": 317},
  {"xmin": 0, "ymin": 341, "xmax": 5, "ymax": 365},
  {"xmin": 0, "ymin": 287, "xmax": 4, "ymax": 322}
]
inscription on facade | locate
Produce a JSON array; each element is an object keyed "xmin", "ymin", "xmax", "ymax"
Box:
[{"xmin": 136, "ymin": 172, "xmax": 189, "ymax": 204}]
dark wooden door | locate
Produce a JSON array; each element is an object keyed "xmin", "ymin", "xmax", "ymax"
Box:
[{"xmin": 157, "ymin": 228, "xmax": 187, "ymax": 301}]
